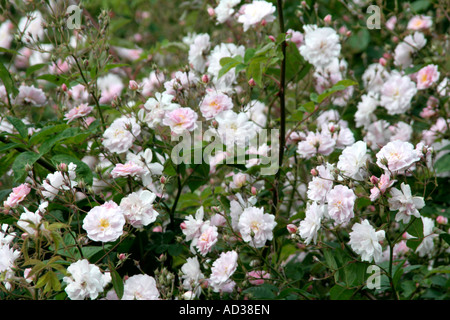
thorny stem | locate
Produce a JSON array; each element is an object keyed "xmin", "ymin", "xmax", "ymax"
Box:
[{"xmin": 272, "ymin": 0, "xmax": 287, "ymax": 217}]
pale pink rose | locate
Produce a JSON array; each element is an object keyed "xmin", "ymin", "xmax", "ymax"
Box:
[
  {"xmin": 370, "ymin": 174, "xmax": 396, "ymax": 201},
  {"xmin": 393, "ymin": 240, "xmax": 409, "ymax": 258},
  {"xmin": 84, "ymin": 116, "xmax": 96, "ymax": 127},
  {"xmin": 14, "ymin": 85, "xmax": 46, "ymax": 106},
  {"xmin": 230, "ymin": 173, "xmax": 248, "ymax": 189},
  {"xmin": 327, "ymin": 185, "xmax": 356, "ymax": 225},
  {"xmin": 195, "ymin": 224, "xmax": 218, "ymax": 256},
  {"xmin": 407, "ymin": 15, "xmax": 432, "ymax": 30},
  {"xmin": 419, "ymin": 106, "xmax": 436, "ymax": 118},
  {"xmin": 98, "ymin": 74, "xmax": 124, "ymax": 104},
  {"xmin": 15, "ymin": 47, "xmax": 33, "ymax": 69},
  {"xmin": 247, "ymin": 270, "xmax": 270, "ymax": 285},
  {"xmin": 210, "ymin": 214, "xmax": 227, "ymax": 227},
  {"xmin": 376, "ymin": 140, "xmax": 420, "ymax": 174},
  {"xmin": 111, "ymin": 161, "xmax": 146, "ymax": 179},
  {"xmin": 162, "ymin": 107, "xmax": 198, "ymax": 135},
  {"xmin": 68, "ymin": 84, "xmax": 89, "ymax": 102},
  {"xmin": 416, "ymin": 64, "xmax": 440, "ymax": 90},
  {"xmin": 286, "ymin": 29, "xmax": 303, "ymax": 47},
  {"xmin": 199, "ymin": 90, "xmax": 233, "ymax": 120},
  {"xmin": 296, "ymin": 131, "xmax": 336, "ymax": 159},
  {"xmin": 113, "ymin": 47, "xmax": 143, "ymax": 61},
  {"xmin": 64, "ymin": 103, "xmax": 94, "ymax": 123},
  {"xmin": 49, "ymin": 58, "xmax": 71, "ymax": 74},
  {"xmin": 385, "ymin": 16, "xmax": 397, "ymax": 30},
  {"xmin": 82, "ymin": 201, "xmax": 125, "ymax": 243},
  {"xmin": 3, "ymin": 183, "xmax": 31, "ymax": 209}
]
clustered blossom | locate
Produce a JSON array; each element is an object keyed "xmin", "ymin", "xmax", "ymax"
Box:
[
  {"xmin": 122, "ymin": 274, "xmax": 160, "ymax": 300},
  {"xmin": 41, "ymin": 163, "xmax": 78, "ymax": 200},
  {"xmin": 349, "ymin": 220, "xmax": 385, "ymax": 263},
  {"xmin": 102, "ymin": 116, "xmax": 141, "ymax": 154},
  {"xmin": 208, "ymin": 250, "xmax": 238, "ymax": 292},
  {"xmin": 119, "ymin": 190, "xmax": 159, "ymax": 229},
  {"xmin": 389, "ymin": 183, "xmax": 425, "ymax": 224},
  {"xmin": 3, "ymin": 183, "xmax": 31, "ymax": 209},
  {"xmin": 237, "ymin": 0, "xmax": 276, "ymax": 32},
  {"xmin": 82, "ymin": 201, "xmax": 126, "ymax": 242},
  {"xmin": 237, "ymin": 206, "xmax": 277, "ymax": 248},
  {"xmin": 63, "ymin": 259, "xmax": 111, "ymax": 300}
]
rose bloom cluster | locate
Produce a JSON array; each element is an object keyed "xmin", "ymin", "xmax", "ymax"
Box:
[{"xmin": 0, "ymin": 0, "xmax": 448, "ymax": 301}]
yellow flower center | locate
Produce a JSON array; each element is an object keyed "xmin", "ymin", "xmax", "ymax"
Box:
[{"xmin": 99, "ymin": 218, "xmax": 110, "ymax": 229}]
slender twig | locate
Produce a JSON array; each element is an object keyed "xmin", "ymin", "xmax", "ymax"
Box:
[{"xmin": 272, "ymin": 0, "xmax": 287, "ymax": 216}]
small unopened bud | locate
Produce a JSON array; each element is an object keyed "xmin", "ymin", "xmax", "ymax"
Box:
[
  {"xmin": 180, "ymin": 222, "xmax": 187, "ymax": 230},
  {"xmin": 118, "ymin": 253, "xmax": 127, "ymax": 261},
  {"xmin": 251, "ymin": 186, "xmax": 257, "ymax": 195},
  {"xmin": 379, "ymin": 57, "xmax": 387, "ymax": 66},
  {"xmin": 268, "ymin": 35, "xmax": 275, "ymax": 42},
  {"xmin": 158, "ymin": 254, "xmax": 167, "ymax": 263},
  {"xmin": 57, "ymin": 163, "xmax": 68, "ymax": 172},
  {"xmin": 183, "ymin": 291, "xmax": 195, "ymax": 300},
  {"xmin": 261, "ymin": 19, "xmax": 267, "ymax": 27},
  {"xmin": 201, "ymin": 74, "xmax": 209, "ymax": 83},
  {"xmin": 160, "ymin": 176, "xmax": 166, "ymax": 184},
  {"xmin": 345, "ymin": 30, "xmax": 352, "ymax": 37},
  {"xmin": 61, "ymin": 83, "xmax": 68, "ymax": 92},
  {"xmin": 129, "ymin": 80, "xmax": 139, "ymax": 90},
  {"xmin": 212, "ymin": 120, "xmax": 219, "ymax": 129},
  {"xmin": 324, "ymin": 14, "xmax": 332, "ymax": 24},
  {"xmin": 207, "ymin": 7, "xmax": 215, "ymax": 17},
  {"xmin": 287, "ymin": 224, "xmax": 298, "ymax": 234},
  {"xmin": 310, "ymin": 168, "xmax": 318, "ymax": 176},
  {"xmin": 248, "ymin": 78, "xmax": 256, "ymax": 87},
  {"xmin": 370, "ymin": 175, "xmax": 379, "ymax": 185},
  {"xmin": 436, "ymin": 216, "xmax": 448, "ymax": 225}
]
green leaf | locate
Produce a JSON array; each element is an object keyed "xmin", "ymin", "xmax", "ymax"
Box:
[
  {"xmin": 247, "ymin": 60, "xmax": 263, "ymax": 87},
  {"xmin": 285, "ymin": 42, "xmax": 303, "ymax": 81},
  {"xmin": 406, "ymin": 218, "xmax": 424, "ymax": 251},
  {"xmin": 29, "ymin": 124, "xmax": 69, "ymax": 145},
  {"xmin": 348, "ymin": 29, "xmax": 370, "ymax": 53},
  {"xmin": 434, "ymin": 153, "xmax": 450, "ymax": 173},
  {"xmin": 38, "ymin": 127, "xmax": 81, "ymax": 155},
  {"xmin": 12, "ymin": 151, "xmax": 41, "ymax": 182},
  {"xmin": 217, "ymin": 57, "xmax": 241, "ymax": 79},
  {"xmin": 0, "ymin": 62, "xmax": 18, "ymax": 97},
  {"xmin": 243, "ymin": 284, "xmax": 278, "ymax": 300},
  {"xmin": 36, "ymin": 74, "xmax": 69, "ymax": 86},
  {"xmin": 26, "ymin": 63, "xmax": 48, "ymax": 77},
  {"xmin": 439, "ymin": 233, "xmax": 450, "ymax": 246},
  {"xmin": 111, "ymin": 269, "xmax": 124, "ymax": 299},
  {"xmin": 6, "ymin": 116, "xmax": 28, "ymax": 138},
  {"xmin": 330, "ymin": 285, "xmax": 354, "ymax": 300},
  {"xmin": 407, "ymin": 218, "xmax": 424, "ymax": 238},
  {"xmin": 410, "ymin": 0, "xmax": 431, "ymax": 12},
  {"xmin": 0, "ymin": 142, "xmax": 25, "ymax": 153},
  {"xmin": 244, "ymin": 48, "xmax": 256, "ymax": 64}
]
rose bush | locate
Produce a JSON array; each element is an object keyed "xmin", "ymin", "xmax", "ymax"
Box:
[{"xmin": 0, "ymin": 0, "xmax": 449, "ymax": 300}]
